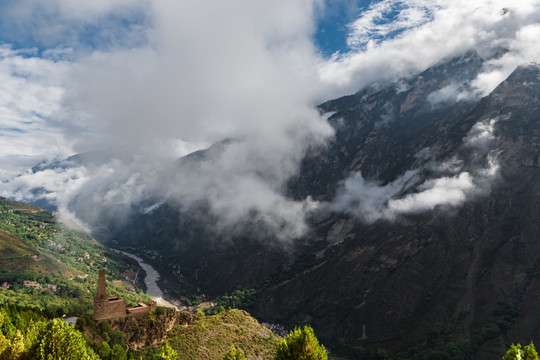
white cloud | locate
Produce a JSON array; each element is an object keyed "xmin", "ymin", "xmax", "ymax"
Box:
[
  {"xmin": 57, "ymin": 0, "xmax": 334, "ymax": 239},
  {"xmin": 0, "ymin": 45, "xmax": 71, "ymax": 180},
  {"xmin": 320, "ymin": 0, "xmax": 540, "ymax": 99},
  {"xmin": 0, "ymin": 0, "xmax": 334, "ymax": 240},
  {"xmin": 427, "ymin": 83, "xmax": 461, "ymax": 106},
  {"xmin": 328, "ymin": 117, "xmax": 501, "ymax": 222},
  {"xmin": 329, "ymin": 169, "xmax": 419, "ymax": 223},
  {"xmin": 0, "ymin": 0, "xmax": 149, "ymax": 49},
  {"xmin": 0, "ymin": 0, "xmax": 539, "ymax": 240},
  {"xmin": 346, "ymin": 0, "xmax": 443, "ymax": 50},
  {"xmin": 385, "ymin": 172, "xmax": 474, "ymax": 217},
  {"xmin": 464, "ymin": 118, "xmax": 498, "ymax": 152},
  {"xmin": 470, "ymin": 23, "xmax": 540, "ymax": 96}
]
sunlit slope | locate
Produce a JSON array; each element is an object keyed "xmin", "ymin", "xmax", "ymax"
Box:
[{"xmin": 0, "ymin": 197, "xmax": 149, "ymax": 314}]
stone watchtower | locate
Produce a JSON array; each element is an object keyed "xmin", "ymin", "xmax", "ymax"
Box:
[
  {"xmin": 93, "ymin": 269, "xmax": 157, "ymax": 321},
  {"xmin": 93, "ymin": 269, "xmax": 127, "ymax": 321},
  {"xmin": 96, "ymin": 269, "xmax": 107, "ymax": 300}
]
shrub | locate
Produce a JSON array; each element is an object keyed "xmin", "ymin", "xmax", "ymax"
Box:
[
  {"xmin": 275, "ymin": 325, "xmax": 327, "ymax": 360},
  {"xmin": 223, "ymin": 345, "xmax": 247, "ymax": 360}
]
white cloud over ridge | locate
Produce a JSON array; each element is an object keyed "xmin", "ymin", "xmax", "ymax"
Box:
[
  {"xmin": 320, "ymin": 0, "xmax": 540, "ymax": 98},
  {"xmin": 0, "ymin": 0, "xmax": 539, "ymax": 240},
  {"xmin": 346, "ymin": 0, "xmax": 443, "ymax": 50},
  {"xmin": 329, "ymin": 118, "xmax": 501, "ymax": 222}
]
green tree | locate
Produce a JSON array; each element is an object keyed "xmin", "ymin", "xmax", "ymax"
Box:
[
  {"xmin": 111, "ymin": 344, "xmax": 128, "ymax": 360},
  {"xmin": 36, "ymin": 319, "xmax": 100, "ymax": 360},
  {"xmin": 223, "ymin": 345, "xmax": 247, "ymax": 360},
  {"xmin": 503, "ymin": 342, "xmax": 539, "ymax": 360},
  {"xmin": 275, "ymin": 325, "xmax": 327, "ymax": 360},
  {"xmin": 6, "ymin": 329, "xmax": 24, "ymax": 359},
  {"xmin": 99, "ymin": 341, "xmax": 112, "ymax": 359},
  {"xmin": 524, "ymin": 343, "xmax": 540, "ymax": 360},
  {"xmin": 152, "ymin": 341, "xmax": 178, "ymax": 360},
  {"xmin": 0, "ymin": 334, "xmax": 9, "ymax": 358}
]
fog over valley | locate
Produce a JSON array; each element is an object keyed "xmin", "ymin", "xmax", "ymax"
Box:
[{"xmin": 1, "ymin": 0, "xmax": 539, "ymax": 240}]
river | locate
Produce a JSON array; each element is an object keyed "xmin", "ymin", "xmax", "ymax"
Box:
[{"xmin": 117, "ymin": 251, "xmax": 179, "ymax": 310}]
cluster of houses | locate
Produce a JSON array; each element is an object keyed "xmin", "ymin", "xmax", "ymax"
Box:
[
  {"xmin": 22, "ymin": 281, "xmax": 58, "ymax": 293},
  {"xmin": 1, "ymin": 281, "xmax": 57, "ymax": 293}
]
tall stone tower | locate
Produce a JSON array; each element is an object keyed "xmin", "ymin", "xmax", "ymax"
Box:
[
  {"xmin": 93, "ymin": 269, "xmax": 127, "ymax": 321},
  {"xmin": 96, "ymin": 269, "xmax": 107, "ymax": 300}
]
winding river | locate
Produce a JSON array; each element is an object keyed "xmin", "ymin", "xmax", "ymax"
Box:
[{"xmin": 117, "ymin": 251, "xmax": 179, "ymax": 310}]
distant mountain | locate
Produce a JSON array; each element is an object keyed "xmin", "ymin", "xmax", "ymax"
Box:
[{"xmin": 15, "ymin": 50, "xmax": 540, "ymax": 359}]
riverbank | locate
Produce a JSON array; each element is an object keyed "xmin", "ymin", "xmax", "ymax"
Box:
[{"xmin": 115, "ymin": 250, "xmax": 180, "ymax": 310}]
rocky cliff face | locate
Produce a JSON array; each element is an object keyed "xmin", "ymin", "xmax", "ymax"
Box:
[
  {"xmin": 289, "ymin": 50, "xmax": 486, "ymax": 200},
  {"xmin": 118, "ymin": 309, "xmax": 194, "ymax": 350}
]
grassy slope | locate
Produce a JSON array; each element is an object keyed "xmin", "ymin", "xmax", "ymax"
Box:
[
  {"xmin": 0, "ymin": 197, "xmax": 149, "ymax": 314},
  {"xmin": 144, "ymin": 309, "xmax": 277, "ymax": 359},
  {"xmin": 77, "ymin": 308, "xmax": 278, "ymax": 359}
]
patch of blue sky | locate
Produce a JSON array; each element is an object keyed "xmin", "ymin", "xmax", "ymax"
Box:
[
  {"xmin": 0, "ymin": 1, "xmax": 150, "ymax": 56},
  {"xmin": 76, "ymin": 12, "xmax": 150, "ymax": 52},
  {"xmin": 0, "ymin": 127, "xmax": 26, "ymax": 133},
  {"xmin": 315, "ymin": 16, "xmax": 351, "ymax": 57},
  {"xmin": 346, "ymin": 0, "xmax": 439, "ymax": 50},
  {"xmin": 314, "ymin": 0, "xmax": 374, "ymax": 57}
]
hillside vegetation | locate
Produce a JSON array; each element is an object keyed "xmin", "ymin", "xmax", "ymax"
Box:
[
  {"xmin": 163, "ymin": 309, "xmax": 277, "ymax": 360},
  {"xmin": 0, "ymin": 197, "xmax": 149, "ymax": 315},
  {"xmin": 0, "ymin": 304, "xmax": 99, "ymax": 359},
  {"xmin": 77, "ymin": 308, "xmax": 279, "ymax": 359},
  {"xmin": 0, "ymin": 198, "xmax": 285, "ymax": 360}
]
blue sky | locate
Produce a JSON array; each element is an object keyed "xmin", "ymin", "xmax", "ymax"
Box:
[
  {"xmin": 0, "ymin": 0, "xmax": 372, "ymax": 58},
  {"xmin": 314, "ymin": 1, "xmax": 370, "ymax": 56},
  {"xmin": 0, "ymin": 0, "xmax": 430, "ymax": 60}
]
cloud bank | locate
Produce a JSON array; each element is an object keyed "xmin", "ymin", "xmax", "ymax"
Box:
[
  {"xmin": 1, "ymin": 0, "xmax": 334, "ymax": 239},
  {"xmin": 0, "ymin": 0, "xmax": 539, "ymax": 240},
  {"xmin": 0, "ymin": 45, "xmax": 71, "ymax": 180}
]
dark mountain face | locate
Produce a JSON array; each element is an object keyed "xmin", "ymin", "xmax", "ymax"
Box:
[
  {"xmin": 289, "ymin": 50, "xmax": 485, "ymax": 200},
  {"xmin": 22, "ymin": 51, "xmax": 540, "ymax": 358},
  {"xmin": 255, "ymin": 63, "xmax": 540, "ymax": 358}
]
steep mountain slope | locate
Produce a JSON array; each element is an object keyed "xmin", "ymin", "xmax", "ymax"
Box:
[
  {"xmin": 255, "ymin": 63, "xmax": 540, "ymax": 358},
  {"xmin": 289, "ymin": 50, "xmax": 485, "ymax": 199}
]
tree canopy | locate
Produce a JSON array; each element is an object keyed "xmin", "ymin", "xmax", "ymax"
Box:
[
  {"xmin": 152, "ymin": 341, "xmax": 178, "ymax": 360},
  {"xmin": 503, "ymin": 342, "xmax": 539, "ymax": 360},
  {"xmin": 223, "ymin": 345, "xmax": 247, "ymax": 360},
  {"xmin": 275, "ymin": 325, "xmax": 327, "ymax": 360}
]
